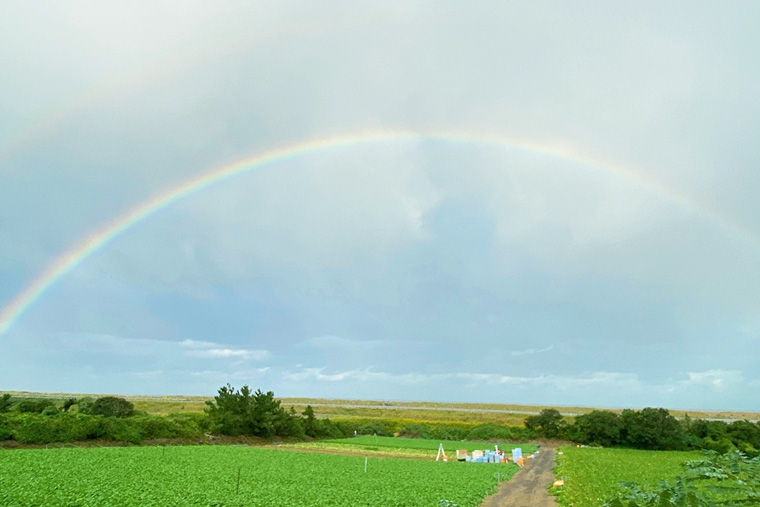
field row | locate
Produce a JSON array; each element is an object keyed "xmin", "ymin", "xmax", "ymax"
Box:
[{"xmin": 0, "ymin": 445, "xmax": 519, "ymax": 506}]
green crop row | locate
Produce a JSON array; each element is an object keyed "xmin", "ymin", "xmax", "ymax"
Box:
[
  {"xmin": 551, "ymin": 446, "xmax": 700, "ymax": 506},
  {"xmin": 0, "ymin": 445, "xmax": 519, "ymax": 506}
]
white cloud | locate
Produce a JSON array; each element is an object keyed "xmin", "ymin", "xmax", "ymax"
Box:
[
  {"xmin": 304, "ymin": 335, "xmax": 385, "ymax": 350},
  {"xmin": 511, "ymin": 345, "xmax": 554, "ymax": 356},
  {"xmin": 283, "ymin": 366, "xmax": 643, "ymax": 391},
  {"xmin": 680, "ymin": 370, "xmax": 744, "ymax": 390},
  {"xmin": 186, "ymin": 348, "xmax": 269, "ymax": 361}
]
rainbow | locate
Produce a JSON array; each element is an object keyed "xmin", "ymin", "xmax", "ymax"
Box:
[{"xmin": 0, "ymin": 128, "xmax": 756, "ymax": 338}]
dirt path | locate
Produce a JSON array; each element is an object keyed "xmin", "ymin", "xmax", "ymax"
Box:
[{"xmin": 480, "ymin": 449, "xmax": 557, "ymax": 507}]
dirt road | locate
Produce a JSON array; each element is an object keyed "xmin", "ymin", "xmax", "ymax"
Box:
[{"xmin": 480, "ymin": 449, "xmax": 557, "ymax": 507}]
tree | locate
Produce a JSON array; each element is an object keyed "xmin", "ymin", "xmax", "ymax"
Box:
[
  {"xmin": 571, "ymin": 410, "xmax": 622, "ymax": 447},
  {"xmin": 302, "ymin": 405, "xmax": 317, "ymax": 437},
  {"xmin": 90, "ymin": 396, "xmax": 135, "ymax": 418},
  {"xmin": 621, "ymin": 408, "xmax": 686, "ymax": 450},
  {"xmin": 525, "ymin": 408, "xmax": 566, "ymax": 438},
  {"xmin": 204, "ymin": 384, "xmax": 301, "ymax": 438}
]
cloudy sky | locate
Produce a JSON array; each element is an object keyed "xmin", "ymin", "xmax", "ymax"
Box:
[{"xmin": 1, "ymin": 1, "xmax": 758, "ymax": 411}]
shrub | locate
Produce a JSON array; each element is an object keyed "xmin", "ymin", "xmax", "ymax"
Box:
[
  {"xmin": 0, "ymin": 394, "xmax": 12, "ymax": 413},
  {"xmin": 90, "ymin": 397, "xmax": 135, "ymax": 418},
  {"xmin": 525, "ymin": 408, "xmax": 566, "ymax": 438},
  {"xmin": 14, "ymin": 399, "xmax": 56, "ymax": 414},
  {"xmin": 571, "ymin": 410, "xmax": 622, "ymax": 447},
  {"xmin": 0, "ymin": 414, "xmax": 12, "ymax": 440},
  {"xmin": 620, "ymin": 408, "xmax": 687, "ymax": 451},
  {"xmin": 77, "ymin": 397, "xmax": 95, "ymax": 415},
  {"xmin": 467, "ymin": 424, "xmax": 532, "ymax": 441}
]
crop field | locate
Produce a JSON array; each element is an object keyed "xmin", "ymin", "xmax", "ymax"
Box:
[
  {"xmin": 0, "ymin": 445, "xmax": 518, "ymax": 506},
  {"xmin": 552, "ymin": 446, "xmax": 701, "ymax": 506},
  {"xmin": 279, "ymin": 436, "xmax": 538, "ymax": 461},
  {"xmin": 325, "ymin": 435, "xmax": 539, "ymax": 454}
]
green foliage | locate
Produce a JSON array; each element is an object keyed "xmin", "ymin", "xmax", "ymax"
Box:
[
  {"xmin": 466, "ymin": 423, "xmax": 534, "ymax": 441},
  {"xmin": 604, "ymin": 478, "xmax": 705, "ymax": 507},
  {"xmin": 204, "ymin": 384, "xmax": 302, "ymax": 437},
  {"xmin": 603, "ymin": 450, "xmax": 760, "ymax": 506},
  {"xmin": 0, "ymin": 446, "xmax": 514, "ymax": 506},
  {"xmin": 683, "ymin": 450, "xmax": 760, "ymax": 503},
  {"xmin": 0, "ymin": 394, "xmax": 12, "ymax": 413},
  {"xmin": 2, "ymin": 412, "xmax": 205, "ymax": 444},
  {"xmin": 77, "ymin": 397, "xmax": 95, "ymax": 415},
  {"xmin": 91, "ymin": 396, "xmax": 135, "ymax": 418},
  {"xmin": 621, "ymin": 408, "xmax": 687, "ymax": 451},
  {"xmin": 571, "ymin": 410, "xmax": 623, "ymax": 447},
  {"xmin": 62, "ymin": 397, "xmax": 76, "ymax": 412},
  {"xmin": 725, "ymin": 420, "xmax": 760, "ymax": 453},
  {"xmin": 552, "ymin": 445, "xmax": 700, "ymax": 507},
  {"xmin": 14, "ymin": 398, "xmax": 56, "ymax": 414},
  {"xmin": 41, "ymin": 405, "xmax": 59, "ymax": 416},
  {"xmin": 525, "ymin": 408, "xmax": 566, "ymax": 438},
  {"xmin": 301, "ymin": 406, "xmax": 343, "ymax": 438},
  {"xmin": 0, "ymin": 414, "xmax": 12, "ymax": 440},
  {"xmin": 700, "ymin": 437, "xmax": 736, "ymax": 454}
]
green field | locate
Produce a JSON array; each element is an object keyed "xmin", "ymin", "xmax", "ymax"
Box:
[
  {"xmin": 325, "ymin": 435, "xmax": 538, "ymax": 454},
  {"xmin": 552, "ymin": 446, "xmax": 700, "ymax": 506},
  {"xmin": 0, "ymin": 445, "xmax": 518, "ymax": 506}
]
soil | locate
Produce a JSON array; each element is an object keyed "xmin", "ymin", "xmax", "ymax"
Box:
[{"xmin": 480, "ymin": 448, "xmax": 558, "ymax": 507}]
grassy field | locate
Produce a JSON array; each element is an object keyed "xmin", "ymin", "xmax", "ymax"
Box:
[
  {"xmin": 0, "ymin": 445, "xmax": 518, "ymax": 506},
  {"xmin": 551, "ymin": 446, "xmax": 701, "ymax": 506}
]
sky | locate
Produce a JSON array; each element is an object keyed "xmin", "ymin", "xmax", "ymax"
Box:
[{"xmin": 1, "ymin": 1, "xmax": 758, "ymax": 411}]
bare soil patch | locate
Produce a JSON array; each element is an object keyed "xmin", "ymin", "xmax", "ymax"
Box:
[{"xmin": 480, "ymin": 448, "xmax": 557, "ymax": 507}]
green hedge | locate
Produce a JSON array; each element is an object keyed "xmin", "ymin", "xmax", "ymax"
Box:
[{"xmin": 0, "ymin": 413, "xmax": 206, "ymax": 445}]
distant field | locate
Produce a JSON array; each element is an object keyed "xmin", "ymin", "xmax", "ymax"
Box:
[
  {"xmin": 277, "ymin": 436, "xmax": 538, "ymax": 461},
  {"xmin": 3, "ymin": 391, "xmax": 757, "ymax": 422},
  {"xmin": 552, "ymin": 446, "xmax": 700, "ymax": 506},
  {"xmin": 326, "ymin": 435, "xmax": 538, "ymax": 453},
  {"xmin": 0, "ymin": 445, "xmax": 515, "ymax": 506}
]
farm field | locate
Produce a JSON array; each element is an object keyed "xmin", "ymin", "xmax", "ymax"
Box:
[
  {"xmin": 0, "ymin": 445, "xmax": 518, "ymax": 506},
  {"xmin": 279, "ymin": 436, "xmax": 538, "ymax": 459},
  {"xmin": 326, "ymin": 435, "xmax": 539, "ymax": 454},
  {"xmin": 552, "ymin": 446, "xmax": 701, "ymax": 506}
]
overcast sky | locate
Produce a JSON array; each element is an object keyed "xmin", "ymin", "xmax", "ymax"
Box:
[{"xmin": 1, "ymin": 1, "xmax": 758, "ymax": 411}]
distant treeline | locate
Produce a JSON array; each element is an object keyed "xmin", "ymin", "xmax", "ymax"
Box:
[
  {"xmin": 0, "ymin": 388, "xmax": 534, "ymax": 445},
  {"xmin": 1, "ymin": 390, "xmax": 757, "ymax": 455},
  {"xmin": 525, "ymin": 407, "xmax": 760, "ymax": 456}
]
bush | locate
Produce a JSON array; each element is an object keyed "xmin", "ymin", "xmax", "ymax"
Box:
[
  {"xmin": 0, "ymin": 414, "xmax": 12, "ymax": 440},
  {"xmin": 90, "ymin": 397, "xmax": 135, "ymax": 418},
  {"xmin": 467, "ymin": 424, "xmax": 532, "ymax": 441},
  {"xmin": 525, "ymin": 408, "xmax": 566, "ymax": 438},
  {"xmin": 620, "ymin": 408, "xmax": 687, "ymax": 451},
  {"xmin": 571, "ymin": 410, "xmax": 622, "ymax": 447},
  {"xmin": 76, "ymin": 397, "xmax": 95, "ymax": 415},
  {"xmin": 0, "ymin": 394, "xmax": 12, "ymax": 413},
  {"xmin": 41, "ymin": 405, "xmax": 59, "ymax": 416},
  {"xmin": 14, "ymin": 399, "xmax": 56, "ymax": 414}
]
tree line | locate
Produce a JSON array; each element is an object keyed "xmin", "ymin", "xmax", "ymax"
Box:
[
  {"xmin": 2, "ymin": 389, "xmax": 758, "ymax": 455},
  {"xmin": 525, "ymin": 407, "xmax": 760, "ymax": 455}
]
